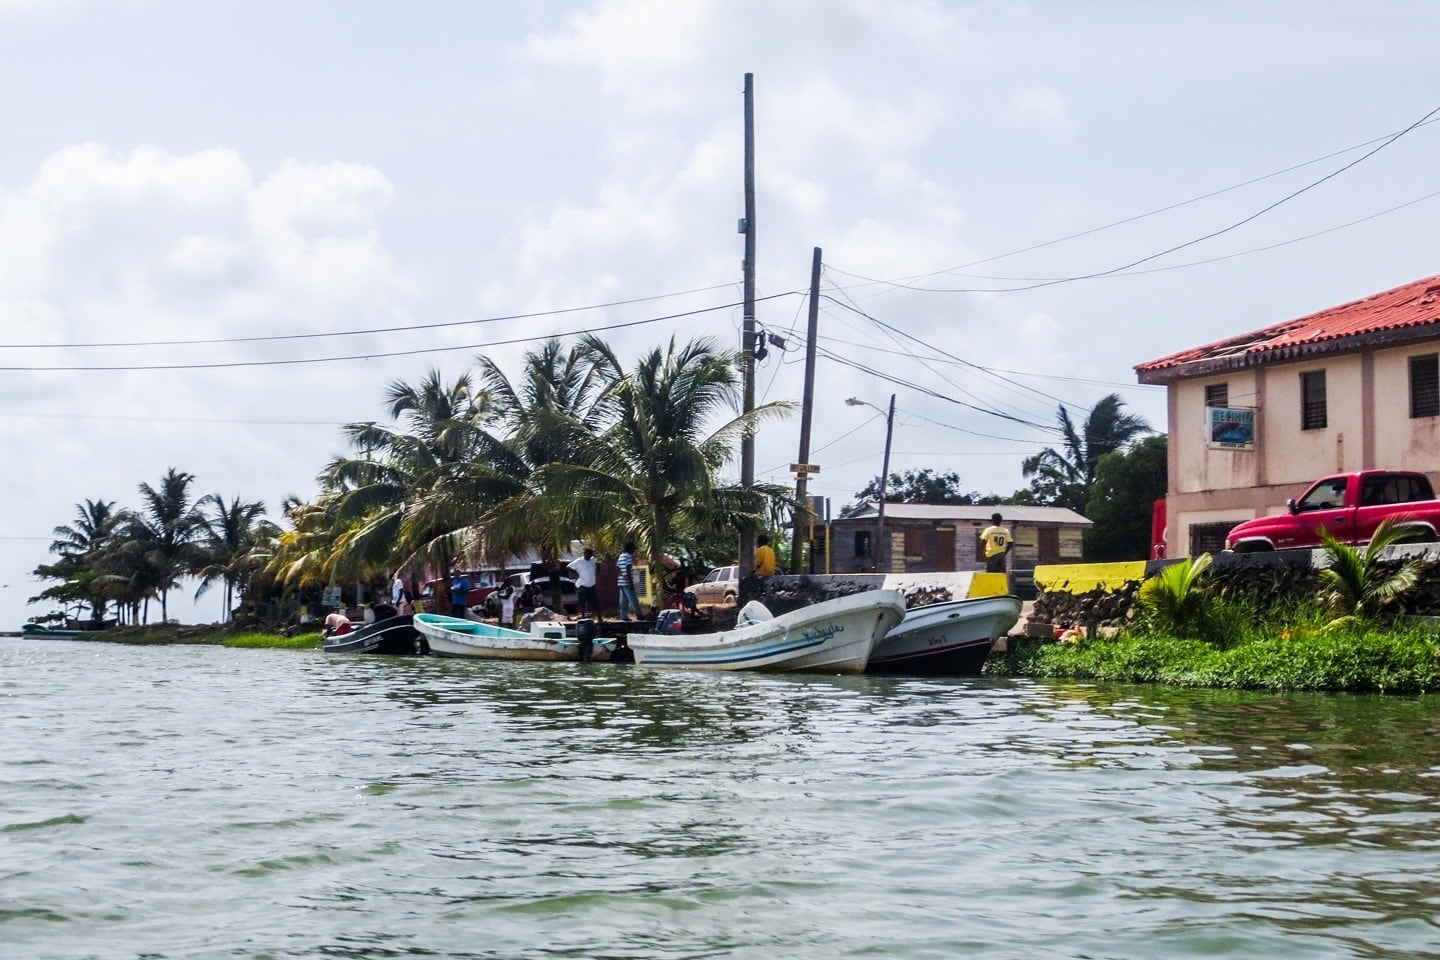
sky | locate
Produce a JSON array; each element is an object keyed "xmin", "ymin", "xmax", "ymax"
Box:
[{"xmin": 5, "ymin": 0, "xmax": 1440, "ymax": 628}]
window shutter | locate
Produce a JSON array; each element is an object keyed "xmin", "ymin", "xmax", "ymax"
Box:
[{"xmin": 1410, "ymin": 354, "xmax": 1439, "ymax": 418}]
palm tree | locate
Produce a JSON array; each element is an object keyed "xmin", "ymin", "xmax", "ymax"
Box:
[
  {"xmin": 531, "ymin": 335, "xmax": 793, "ymax": 589},
  {"xmin": 1318, "ymin": 516, "xmax": 1428, "ymax": 625},
  {"xmin": 320, "ymin": 369, "xmax": 516, "ymax": 595},
  {"xmin": 44, "ymin": 498, "xmax": 119, "ymax": 624},
  {"xmin": 126, "ymin": 467, "xmax": 204, "ymax": 623},
  {"xmin": 471, "ymin": 339, "xmax": 619, "ymax": 605},
  {"xmin": 1022, "ymin": 393, "xmax": 1150, "ymax": 510},
  {"xmin": 96, "ymin": 516, "xmax": 168, "ymax": 625},
  {"xmin": 193, "ymin": 494, "xmax": 277, "ymax": 621}
]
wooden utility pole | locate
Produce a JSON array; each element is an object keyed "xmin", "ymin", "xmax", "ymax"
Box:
[
  {"xmin": 789, "ymin": 246, "xmax": 822, "ymax": 573},
  {"xmin": 739, "ymin": 72, "xmax": 757, "ymax": 578}
]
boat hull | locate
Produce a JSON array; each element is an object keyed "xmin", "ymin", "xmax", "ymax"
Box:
[
  {"xmin": 323, "ymin": 614, "xmax": 420, "ymax": 655},
  {"xmin": 20, "ymin": 624, "xmax": 87, "ymax": 640},
  {"xmin": 629, "ymin": 590, "xmax": 905, "ymax": 674},
  {"xmin": 414, "ymin": 613, "xmax": 588, "ymax": 661},
  {"xmin": 867, "ymin": 596, "xmax": 1022, "ymax": 675}
]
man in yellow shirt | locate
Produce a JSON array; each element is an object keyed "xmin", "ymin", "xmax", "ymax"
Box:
[
  {"xmin": 753, "ymin": 533, "xmax": 777, "ymax": 576},
  {"xmin": 980, "ymin": 513, "xmax": 1012, "ymax": 573}
]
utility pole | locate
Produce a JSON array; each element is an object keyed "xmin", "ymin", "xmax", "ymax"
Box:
[
  {"xmin": 876, "ymin": 392, "xmax": 895, "ymax": 572},
  {"xmin": 739, "ymin": 72, "xmax": 757, "ymax": 578},
  {"xmin": 790, "ymin": 246, "xmax": 822, "ymax": 573},
  {"xmin": 845, "ymin": 393, "xmax": 896, "ymax": 571}
]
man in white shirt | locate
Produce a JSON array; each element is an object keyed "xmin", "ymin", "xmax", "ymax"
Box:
[{"xmin": 568, "ymin": 547, "xmax": 599, "ymax": 618}]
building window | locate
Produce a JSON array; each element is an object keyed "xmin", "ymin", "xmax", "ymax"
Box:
[
  {"xmin": 1411, "ymin": 354, "xmax": 1439, "ymax": 418},
  {"xmin": 1300, "ymin": 370, "xmax": 1327, "ymax": 430},
  {"xmin": 1189, "ymin": 522, "xmax": 1233, "ymax": 556},
  {"xmin": 853, "ymin": 530, "xmax": 871, "ymax": 558},
  {"xmin": 1204, "ymin": 383, "xmax": 1229, "ymax": 407}
]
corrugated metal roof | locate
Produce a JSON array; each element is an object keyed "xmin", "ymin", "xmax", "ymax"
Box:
[
  {"xmin": 842, "ymin": 502, "xmax": 1092, "ymax": 526},
  {"xmin": 1134, "ymin": 274, "xmax": 1440, "ymax": 380}
]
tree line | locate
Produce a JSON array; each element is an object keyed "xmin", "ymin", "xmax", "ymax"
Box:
[
  {"xmin": 33, "ymin": 341, "xmax": 1164, "ymax": 625},
  {"xmin": 32, "ymin": 335, "xmax": 792, "ymax": 625}
]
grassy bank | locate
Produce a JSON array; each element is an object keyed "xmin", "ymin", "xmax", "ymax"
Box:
[
  {"xmin": 86, "ymin": 624, "xmax": 323, "ymax": 650},
  {"xmin": 991, "ymin": 616, "xmax": 1440, "ymax": 693}
]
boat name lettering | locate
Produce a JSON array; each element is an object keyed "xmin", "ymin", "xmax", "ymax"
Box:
[{"xmin": 798, "ymin": 624, "xmax": 844, "ymax": 644}]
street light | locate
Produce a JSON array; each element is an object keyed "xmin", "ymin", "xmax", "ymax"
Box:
[{"xmin": 846, "ymin": 393, "xmax": 895, "ymax": 572}]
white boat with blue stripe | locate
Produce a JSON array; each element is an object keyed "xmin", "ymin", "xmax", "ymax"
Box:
[{"xmin": 628, "ymin": 589, "xmax": 905, "ymax": 674}]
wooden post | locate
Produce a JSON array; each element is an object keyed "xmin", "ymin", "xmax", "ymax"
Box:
[{"xmin": 790, "ymin": 246, "xmax": 822, "ymax": 573}]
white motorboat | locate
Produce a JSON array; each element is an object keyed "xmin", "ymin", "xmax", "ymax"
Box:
[
  {"xmin": 867, "ymin": 595, "xmax": 1022, "ymax": 675},
  {"xmin": 414, "ymin": 613, "xmax": 606, "ymax": 661},
  {"xmin": 627, "ymin": 589, "xmax": 905, "ymax": 674}
]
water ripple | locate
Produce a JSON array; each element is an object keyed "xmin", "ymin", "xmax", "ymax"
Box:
[{"xmin": 3, "ymin": 641, "xmax": 1439, "ymax": 958}]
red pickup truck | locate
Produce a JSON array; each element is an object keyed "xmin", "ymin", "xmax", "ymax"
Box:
[{"xmin": 1225, "ymin": 470, "xmax": 1440, "ymax": 552}]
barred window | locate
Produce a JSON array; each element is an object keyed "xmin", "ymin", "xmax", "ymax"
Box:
[
  {"xmin": 1204, "ymin": 382, "xmax": 1229, "ymax": 407},
  {"xmin": 1411, "ymin": 354, "xmax": 1439, "ymax": 418},
  {"xmin": 1189, "ymin": 522, "xmax": 1232, "ymax": 556},
  {"xmin": 1301, "ymin": 370, "xmax": 1327, "ymax": 430}
]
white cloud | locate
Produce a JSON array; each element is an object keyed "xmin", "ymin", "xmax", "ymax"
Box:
[
  {"xmin": 1005, "ymin": 85, "xmax": 1078, "ymax": 144},
  {"xmin": 0, "ymin": 145, "xmax": 403, "ymax": 344},
  {"xmin": 524, "ymin": 0, "xmax": 719, "ymax": 108}
]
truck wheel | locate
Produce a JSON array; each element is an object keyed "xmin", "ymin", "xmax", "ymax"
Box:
[{"xmin": 724, "ymin": 591, "xmax": 737, "ymax": 604}]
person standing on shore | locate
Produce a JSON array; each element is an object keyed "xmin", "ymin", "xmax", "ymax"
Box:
[
  {"xmin": 567, "ymin": 547, "xmax": 599, "ymax": 618},
  {"xmin": 753, "ymin": 533, "xmax": 777, "ymax": 577},
  {"xmin": 450, "ymin": 570, "xmax": 471, "ymax": 618},
  {"xmin": 980, "ymin": 513, "xmax": 1013, "ymax": 574},
  {"xmin": 616, "ymin": 541, "xmax": 640, "ymax": 621}
]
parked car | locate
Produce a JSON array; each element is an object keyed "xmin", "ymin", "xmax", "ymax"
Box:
[
  {"xmin": 1225, "ymin": 470, "xmax": 1440, "ymax": 552},
  {"xmin": 484, "ymin": 571, "xmax": 579, "ymax": 616},
  {"xmin": 684, "ymin": 564, "xmax": 739, "ymax": 606},
  {"xmin": 419, "ymin": 575, "xmax": 498, "ymax": 611}
]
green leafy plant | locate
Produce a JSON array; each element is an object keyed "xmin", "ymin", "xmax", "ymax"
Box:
[
  {"xmin": 1318, "ymin": 516, "xmax": 1428, "ymax": 626},
  {"xmin": 1136, "ymin": 552, "xmax": 1215, "ymax": 639}
]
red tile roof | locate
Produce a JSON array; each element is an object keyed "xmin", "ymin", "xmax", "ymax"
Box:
[{"xmin": 1135, "ymin": 274, "xmax": 1440, "ymax": 382}]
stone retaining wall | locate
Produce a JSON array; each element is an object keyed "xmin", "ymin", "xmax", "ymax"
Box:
[{"xmin": 1027, "ymin": 545, "xmax": 1440, "ymax": 636}]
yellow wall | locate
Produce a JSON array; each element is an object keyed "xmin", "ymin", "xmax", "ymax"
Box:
[{"xmin": 1034, "ymin": 561, "xmax": 1147, "ymax": 593}]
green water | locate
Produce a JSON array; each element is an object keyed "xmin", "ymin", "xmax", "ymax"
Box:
[{"xmin": 2, "ymin": 640, "xmax": 1437, "ymax": 959}]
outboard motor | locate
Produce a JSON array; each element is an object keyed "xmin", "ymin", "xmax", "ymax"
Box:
[{"xmin": 575, "ymin": 618, "xmax": 597, "ymax": 663}]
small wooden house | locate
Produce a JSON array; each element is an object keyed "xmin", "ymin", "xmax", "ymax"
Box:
[{"xmin": 823, "ymin": 503, "xmax": 1091, "ymax": 593}]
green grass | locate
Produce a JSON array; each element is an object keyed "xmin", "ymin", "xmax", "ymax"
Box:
[
  {"xmin": 221, "ymin": 631, "xmax": 324, "ymax": 650},
  {"xmin": 1004, "ymin": 616, "xmax": 1440, "ymax": 693}
]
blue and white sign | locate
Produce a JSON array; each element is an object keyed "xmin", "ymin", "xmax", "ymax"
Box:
[{"xmin": 1205, "ymin": 406, "xmax": 1255, "ymax": 450}]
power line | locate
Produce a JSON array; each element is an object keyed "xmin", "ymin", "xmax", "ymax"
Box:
[
  {"xmin": 821, "ymin": 293, "xmax": 1080, "ymax": 417},
  {"xmin": 825, "ymin": 110, "xmax": 1440, "ymax": 292},
  {"xmin": 0, "ymin": 410, "xmax": 343, "ymax": 426},
  {"xmin": 0, "ymin": 281, "xmax": 756, "ymax": 349},
  {"xmin": 817, "ymin": 347, "xmax": 1058, "ymax": 433},
  {"xmin": 862, "ymin": 187, "xmax": 1440, "ymax": 287},
  {"xmin": 0, "ymin": 293, "xmax": 800, "ymax": 372}
]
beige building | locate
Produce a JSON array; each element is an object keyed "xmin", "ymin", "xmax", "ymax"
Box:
[
  {"xmin": 1136, "ymin": 274, "xmax": 1440, "ymax": 557},
  {"xmin": 827, "ymin": 503, "xmax": 1091, "ymax": 592}
]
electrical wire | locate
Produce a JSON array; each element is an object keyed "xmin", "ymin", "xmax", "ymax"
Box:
[
  {"xmin": 0, "ymin": 280, "xmax": 765, "ymax": 350},
  {"xmin": 822, "ymin": 292, "xmax": 1079, "ymax": 414},
  {"xmin": 0, "ymin": 293, "xmax": 800, "ymax": 372},
  {"xmin": 825, "ymin": 110, "xmax": 1440, "ymax": 292}
]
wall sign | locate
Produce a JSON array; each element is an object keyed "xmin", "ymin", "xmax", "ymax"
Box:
[{"xmin": 1205, "ymin": 405, "xmax": 1255, "ymax": 449}]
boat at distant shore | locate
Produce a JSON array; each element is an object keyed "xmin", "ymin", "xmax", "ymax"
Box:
[
  {"xmin": 627, "ymin": 590, "xmax": 906, "ymax": 674},
  {"xmin": 20, "ymin": 623, "xmax": 88, "ymax": 640},
  {"xmin": 323, "ymin": 614, "xmax": 421, "ymax": 655},
  {"xmin": 414, "ymin": 612, "xmax": 609, "ymax": 661},
  {"xmin": 867, "ymin": 595, "xmax": 1022, "ymax": 675}
]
